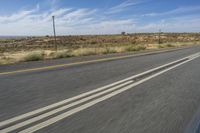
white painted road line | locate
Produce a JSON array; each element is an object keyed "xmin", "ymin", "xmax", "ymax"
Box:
[
  {"xmin": 0, "ymin": 52, "xmax": 199, "ymax": 133},
  {"xmin": 0, "ymin": 81, "xmax": 133, "ymax": 133},
  {"xmin": 0, "ymin": 74, "xmax": 135, "ymax": 128},
  {"xmin": 19, "ymin": 53, "xmax": 200, "ymax": 133}
]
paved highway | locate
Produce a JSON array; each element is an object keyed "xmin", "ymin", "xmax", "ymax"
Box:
[{"xmin": 0, "ymin": 46, "xmax": 200, "ymax": 133}]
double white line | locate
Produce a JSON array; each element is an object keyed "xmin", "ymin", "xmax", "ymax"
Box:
[{"xmin": 0, "ymin": 52, "xmax": 200, "ymax": 133}]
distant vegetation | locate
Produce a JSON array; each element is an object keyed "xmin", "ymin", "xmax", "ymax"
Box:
[
  {"xmin": 0, "ymin": 33, "xmax": 200, "ymax": 52},
  {"xmin": 0, "ymin": 33, "xmax": 200, "ymax": 64}
]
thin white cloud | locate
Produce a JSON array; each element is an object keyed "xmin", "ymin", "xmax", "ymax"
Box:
[
  {"xmin": 62, "ymin": 9, "xmax": 97, "ymax": 21},
  {"xmin": 143, "ymin": 6, "xmax": 200, "ymax": 17},
  {"xmin": 43, "ymin": 8, "xmax": 73, "ymax": 22},
  {"xmin": 107, "ymin": 0, "xmax": 145, "ymax": 14},
  {"xmin": 56, "ymin": 19, "xmax": 137, "ymax": 35},
  {"xmin": 0, "ymin": 5, "xmax": 98, "ymax": 35},
  {"xmin": 46, "ymin": 0, "xmax": 60, "ymax": 9},
  {"xmin": 137, "ymin": 15, "xmax": 200, "ymax": 32},
  {"xmin": 0, "ymin": 4, "xmax": 39, "ymax": 23}
]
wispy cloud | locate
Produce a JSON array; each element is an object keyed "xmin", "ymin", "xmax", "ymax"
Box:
[
  {"xmin": 62, "ymin": 9, "xmax": 97, "ymax": 21},
  {"xmin": 0, "ymin": 5, "xmax": 99, "ymax": 35},
  {"xmin": 107, "ymin": 0, "xmax": 145, "ymax": 14},
  {"xmin": 137, "ymin": 14, "xmax": 200, "ymax": 32},
  {"xmin": 0, "ymin": 4, "xmax": 39, "ymax": 23},
  {"xmin": 57, "ymin": 8, "xmax": 97, "ymax": 27},
  {"xmin": 143, "ymin": 6, "xmax": 200, "ymax": 17}
]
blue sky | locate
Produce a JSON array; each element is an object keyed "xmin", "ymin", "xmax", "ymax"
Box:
[{"xmin": 0, "ymin": 0, "xmax": 200, "ymax": 35}]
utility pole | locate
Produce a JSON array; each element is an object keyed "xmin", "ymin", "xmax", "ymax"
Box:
[
  {"xmin": 52, "ymin": 16, "xmax": 57, "ymax": 51},
  {"xmin": 158, "ymin": 29, "xmax": 161, "ymax": 44}
]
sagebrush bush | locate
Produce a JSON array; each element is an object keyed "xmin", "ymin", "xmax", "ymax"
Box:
[
  {"xmin": 79, "ymin": 49, "xmax": 97, "ymax": 56},
  {"xmin": 166, "ymin": 44, "xmax": 175, "ymax": 47},
  {"xmin": 53, "ymin": 50, "xmax": 73, "ymax": 59},
  {"xmin": 102, "ymin": 47, "xmax": 118, "ymax": 54},
  {"xmin": 72, "ymin": 48, "xmax": 97, "ymax": 56},
  {"xmin": 158, "ymin": 43, "xmax": 175, "ymax": 48},
  {"xmin": 126, "ymin": 45, "xmax": 146, "ymax": 52},
  {"xmin": 23, "ymin": 51, "xmax": 44, "ymax": 61}
]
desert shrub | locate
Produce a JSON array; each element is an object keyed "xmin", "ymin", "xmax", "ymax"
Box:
[
  {"xmin": 102, "ymin": 47, "xmax": 118, "ymax": 54},
  {"xmin": 73, "ymin": 48, "xmax": 97, "ymax": 56},
  {"xmin": 157, "ymin": 45, "xmax": 165, "ymax": 48},
  {"xmin": 91, "ymin": 41, "xmax": 98, "ymax": 44},
  {"xmin": 23, "ymin": 51, "xmax": 44, "ymax": 61},
  {"xmin": 158, "ymin": 43, "xmax": 175, "ymax": 48},
  {"xmin": 126, "ymin": 45, "xmax": 146, "ymax": 52},
  {"xmin": 112, "ymin": 47, "xmax": 126, "ymax": 53},
  {"xmin": 166, "ymin": 43, "xmax": 175, "ymax": 47},
  {"xmin": 53, "ymin": 50, "xmax": 73, "ymax": 59}
]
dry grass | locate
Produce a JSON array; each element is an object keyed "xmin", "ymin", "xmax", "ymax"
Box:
[
  {"xmin": 23, "ymin": 51, "xmax": 45, "ymax": 62},
  {"xmin": 51, "ymin": 50, "xmax": 74, "ymax": 59},
  {"xmin": 0, "ymin": 56, "xmax": 14, "ymax": 65},
  {"xmin": 125, "ymin": 45, "xmax": 147, "ymax": 52},
  {"xmin": 72, "ymin": 48, "xmax": 98, "ymax": 56},
  {"xmin": 0, "ymin": 41, "xmax": 199, "ymax": 65}
]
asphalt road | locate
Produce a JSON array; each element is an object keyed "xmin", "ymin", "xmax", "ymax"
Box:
[{"xmin": 1, "ymin": 46, "xmax": 200, "ymax": 133}]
